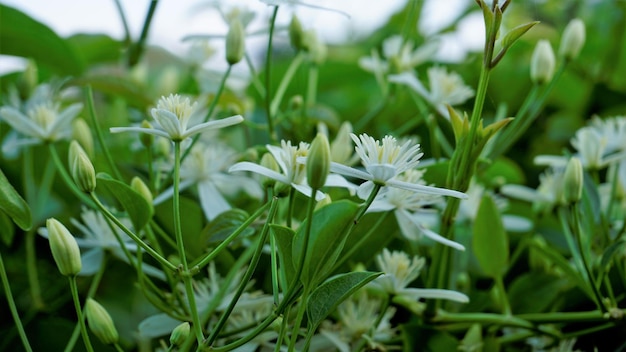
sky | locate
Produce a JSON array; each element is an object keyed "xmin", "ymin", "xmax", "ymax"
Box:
[{"xmin": 0, "ymin": 0, "xmax": 484, "ymax": 73}]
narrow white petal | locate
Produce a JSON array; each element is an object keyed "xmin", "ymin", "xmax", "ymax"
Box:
[
  {"xmin": 389, "ymin": 72, "xmax": 430, "ymax": 99},
  {"xmin": 267, "ymin": 144, "xmax": 289, "ymax": 176},
  {"xmin": 330, "ymin": 162, "xmax": 372, "ymax": 181},
  {"xmin": 400, "ymin": 287, "xmax": 469, "ymax": 303},
  {"xmin": 182, "ymin": 115, "xmax": 244, "ymax": 139},
  {"xmin": 0, "ymin": 106, "xmax": 44, "ymax": 137},
  {"xmin": 502, "ymin": 214, "xmax": 533, "ymax": 232},
  {"xmin": 198, "ymin": 181, "xmax": 231, "ymax": 221},
  {"xmin": 78, "ymin": 248, "xmax": 104, "ymax": 276},
  {"xmin": 292, "ymin": 182, "xmax": 325, "ymax": 201},
  {"xmin": 534, "ymin": 155, "xmax": 567, "ymax": 167},
  {"xmin": 419, "ymin": 224, "xmax": 465, "ymax": 251},
  {"xmin": 109, "ymin": 126, "xmax": 170, "ymax": 139},
  {"xmin": 153, "ymin": 179, "xmax": 195, "ymax": 205},
  {"xmin": 138, "ymin": 314, "xmax": 183, "ymax": 338},
  {"xmin": 325, "ymin": 174, "xmax": 358, "ymax": 194},
  {"xmin": 229, "ymin": 162, "xmax": 290, "ymax": 184},
  {"xmin": 500, "ymin": 184, "xmax": 542, "ymax": 203},
  {"xmin": 388, "ymin": 179, "xmax": 467, "ymax": 199},
  {"xmin": 2, "ymin": 136, "xmax": 40, "ymax": 155},
  {"xmin": 366, "ymin": 199, "xmax": 396, "ymax": 213},
  {"xmin": 394, "ymin": 209, "xmax": 421, "ymax": 240},
  {"xmin": 152, "ymin": 108, "xmax": 183, "ymax": 138},
  {"xmin": 50, "ymin": 103, "xmax": 83, "ymax": 136}
]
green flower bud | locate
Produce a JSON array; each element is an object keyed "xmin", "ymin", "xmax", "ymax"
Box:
[
  {"xmin": 330, "ymin": 122, "xmax": 354, "ymax": 164},
  {"xmin": 20, "ymin": 59, "xmax": 38, "ymax": 95},
  {"xmin": 169, "ymin": 322, "xmax": 190, "ymax": 346},
  {"xmin": 131, "ymin": 177, "xmax": 153, "ymax": 213},
  {"xmin": 46, "ymin": 218, "xmax": 82, "ymax": 276},
  {"xmin": 85, "ymin": 298, "xmax": 119, "ymax": 345},
  {"xmin": 559, "ymin": 18, "xmax": 585, "ymax": 60},
  {"xmin": 69, "ymin": 140, "xmax": 96, "ymax": 193},
  {"xmin": 530, "ymin": 40, "xmax": 555, "ymax": 85},
  {"xmin": 72, "ymin": 118, "xmax": 94, "ymax": 158},
  {"xmin": 306, "ymin": 133, "xmax": 331, "ymax": 190},
  {"xmin": 563, "ymin": 157, "xmax": 583, "ymax": 204},
  {"xmin": 289, "ymin": 15, "xmax": 305, "ymax": 51},
  {"xmin": 260, "ymin": 152, "xmax": 280, "ymax": 187},
  {"xmin": 140, "ymin": 120, "xmax": 154, "ymax": 148},
  {"xmin": 226, "ymin": 18, "xmax": 245, "ymax": 65}
]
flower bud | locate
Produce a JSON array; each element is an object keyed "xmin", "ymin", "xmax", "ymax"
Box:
[
  {"xmin": 289, "ymin": 15, "xmax": 305, "ymax": 51},
  {"xmin": 260, "ymin": 152, "xmax": 280, "ymax": 187},
  {"xmin": 85, "ymin": 298, "xmax": 119, "ymax": 345},
  {"xmin": 226, "ymin": 18, "xmax": 245, "ymax": 65},
  {"xmin": 559, "ymin": 18, "xmax": 585, "ymax": 60},
  {"xmin": 530, "ymin": 40, "xmax": 555, "ymax": 85},
  {"xmin": 131, "ymin": 177, "xmax": 153, "ymax": 213},
  {"xmin": 306, "ymin": 133, "xmax": 331, "ymax": 190},
  {"xmin": 69, "ymin": 140, "xmax": 96, "ymax": 193},
  {"xmin": 169, "ymin": 322, "xmax": 190, "ymax": 346},
  {"xmin": 563, "ymin": 157, "xmax": 583, "ymax": 204},
  {"xmin": 72, "ymin": 118, "xmax": 94, "ymax": 158},
  {"xmin": 140, "ymin": 120, "xmax": 154, "ymax": 148},
  {"xmin": 20, "ymin": 59, "xmax": 38, "ymax": 95},
  {"xmin": 46, "ymin": 218, "xmax": 82, "ymax": 276}
]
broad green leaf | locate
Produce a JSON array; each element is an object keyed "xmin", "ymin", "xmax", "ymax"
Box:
[
  {"xmin": 0, "ymin": 211, "xmax": 16, "ymax": 246},
  {"xmin": 96, "ymin": 173, "xmax": 153, "ymax": 231},
  {"xmin": 0, "ymin": 168, "xmax": 32, "ymax": 230},
  {"xmin": 202, "ymin": 209, "xmax": 253, "ymax": 244},
  {"xmin": 67, "ymin": 34, "xmax": 123, "ymax": 65},
  {"xmin": 0, "ymin": 4, "xmax": 84, "ymax": 75},
  {"xmin": 69, "ymin": 75, "xmax": 153, "ymax": 109},
  {"xmin": 479, "ymin": 157, "xmax": 525, "ymax": 186},
  {"xmin": 473, "ymin": 194, "xmax": 508, "ymax": 278},
  {"xmin": 507, "ymin": 272, "xmax": 567, "ymax": 314},
  {"xmin": 306, "ymin": 271, "xmax": 381, "ymax": 330},
  {"xmin": 292, "ymin": 200, "xmax": 360, "ymax": 287},
  {"xmin": 270, "ymin": 224, "xmax": 296, "ymax": 290},
  {"xmin": 500, "ymin": 22, "xmax": 539, "ymax": 51},
  {"xmin": 600, "ymin": 240, "xmax": 626, "ymax": 269}
]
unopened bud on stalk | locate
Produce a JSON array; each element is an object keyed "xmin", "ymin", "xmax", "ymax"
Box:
[
  {"xmin": 140, "ymin": 120, "xmax": 154, "ymax": 148},
  {"xmin": 46, "ymin": 218, "xmax": 82, "ymax": 276},
  {"xmin": 169, "ymin": 322, "xmax": 190, "ymax": 346},
  {"xmin": 563, "ymin": 157, "xmax": 583, "ymax": 204},
  {"xmin": 85, "ymin": 298, "xmax": 119, "ymax": 345},
  {"xmin": 289, "ymin": 15, "xmax": 305, "ymax": 51},
  {"xmin": 559, "ymin": 18, "xmax": 585, "ymax": 60},
  {"xmin": 307, "ymin": 133, "xmax": 331, "ymax": 190},
  {"xmin": 21, "ymin": 59, "xmax": 38, "ymax": 95},
  {"xmin": 69, "ymin": 140, "xmax": 96, "ymax": 193},
  {"xmin": 72, "ymin": 118, "xmax": 94, "ymax": 158},
  {"xmin": 131, "ymin": 177, "xmax": 153, "ymax": 211},
  {"xmin": 260, "ymin": 153, "xmax": 280, "ymax": 187},
  {"xmin": 530, "ymin": 40, "xmax": 555, "ymax": 85},
  {"xmin": 226, "ymin": 18, "xmax": 245, "ymax": 65}
]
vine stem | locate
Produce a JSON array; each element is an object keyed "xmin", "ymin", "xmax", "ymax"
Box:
[
  {"xmin": 69, "ymin": 276, "xmax": 95, "ymax": 352},
  {"xmin": 264, "ymin": 6, "xmax": 280, "ymax": 142},
  {"xmin": 85, "ymin": 85, "xmax": 123, "ymax": 180},
  {"xmin": 128, "ymin": 0, "xmax": 159, "ymax": 66},
  {"xmin": 173, "ymin": 142, "xmax": 204, "ymax": 344},
  {"xmin": 0, "ymin": 251, "xmax": 33, "ymax": 352}
]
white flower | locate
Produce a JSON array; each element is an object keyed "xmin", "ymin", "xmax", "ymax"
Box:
[
  {"xmin": 329, "ymin": 133, "xmax": 467, "ymax": 200},
  {"xmin": 38, "ymin": 207, "xmax": 165, "ymax": 279},
  {"xmin": 230, "ymin": 140, "xmax": 328, "ymax": 200},
  {"xmin": 359, "ymin": 35, "xmax": 439, "ymax": 75},
  {"xmin": 154, "ymin": 143, "xmax": 262, "ymax": 221},
  {"xmin": 110, "ymin": 94, "xmax": 243, "ymax": 142},
  {"xmin": 501, "ymin": 167, "xmax": 566, "ymax": 213},
  {"xmin": 371, "ymin": 249, "xmax": 469, "ymax": 303},
  {"xmin": 367, "ymin": 169, "xmax": 464, "ymax": 250},
  {"xmin": 389, "ymin": 67, "xmax": 474, "ymax": 118},
  {"xmin": 0, "ymin": 101, "xmax": 83, "ymax": 152}
]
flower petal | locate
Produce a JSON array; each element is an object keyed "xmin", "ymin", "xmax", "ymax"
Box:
[
  {"xmin": 389, "ymin": 72, "xmax": 430, "ymax": 100},
  {"xmin": 109, "ymin": 126, "xmax": 171, "ymax": 139},
  {"xmin": 182, "ymin": 115, "xmax": 244, "ymax": 139},
  {"xmin": 0, "ymin": 106, "xmax": 44, "ymax": 137},
  {"xmin": 49, "ymin": 103, "xmax": 83, "ymax": 138},
  {"xmin": 400, "ymin": 287, "xmax": 469, "ymax": 303},
  {"xmin": 152, "ymin": 108, "xmax": 183, "ymax": 139},
  {"xmin": 387, "ymin": 179, "xmax": 467, "ymax": 199},
  {"xmin": 292, "ymin": 182, "xmax": 325, "ymax": 201},
  {"xmin": 229, "ymin": 162, "xmax": 290, "ymax": 184},
  {"xmin": 198, "ymin": 181, "xmax": 231, "ymax": 221},
  {"xmin": 329, "ymin": 162, "xmax": 373, "ymax": 181}
]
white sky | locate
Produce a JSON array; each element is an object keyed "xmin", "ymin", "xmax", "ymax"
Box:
[{"xmin": 0, "ymin": 0, "xmax": 484, "ymax": 73}]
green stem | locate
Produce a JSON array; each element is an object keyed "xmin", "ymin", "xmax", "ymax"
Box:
[
  {"xmin": 0, "ymin": 251, "xmax": 33, "ymax": 352},
  {"xmin": 495, "ymin": 276, "xmax": 511, "ymax": 316},
  {"xmin": 433, "ymin": 311, "xmax": 561, "ymax": 339},
  {"xmin": 69, "ymin": 276, "xmax": 95, "ymax": 352},
  {"xmin": 305, "ymin": 63, "xmax": 318, "ymax": 108},
  {"xmin": 354, "ymin": 96, "xmax": 387, "ymax": 131},
  {"xmin": 287, "ymin": 286, "xmax": 310, "ymax": 352},
  {"xmin": 90, "ymin": 194, "xmax": 176, "ymax": 271},
  {"xmin": 85, "ymin": 85, "xmax": 123, "ymax": 180},
  {"xmin": 190, "ymin": 199, "xmax": 271, "ymax": 270},
  {"xmin": 173, "ymin": 142, "xmax": 204, "ymax": 344},
  {"xmin": 204, "ymin": 195, "xmax": 280, "ymax": 347},
  {"xmin": 264, "ymin": 6, "xmax": 280, "ymax": 142},
  {"xmin": 290, "ymin": 188, "xmax": 317, "ymax": 290},
  {"xmin": 128, "ymin": 0, "xmax": 159, "ymax": 66},
  {"xmin": 332, "ymin": 210, "xmax": 389, "ymax": 272},
  {"xmin": 48, "ymin": 143, "xmax": 95, "ymax": 207},
  {"xmin": 270, "ymin": 52, "xmax": 305, "ymax": 118},
  {"xmin": 245, "ymin": 53, "xmax": 266, "ymax": 98},
  {"xmin": 25, "ymin": 230, "xmax": 44, "ymax": 310},
  {"xmin": 270, "ymin": 223, "xmax": 280, "ymax": 306},
  {"xmin": 207, "ymin": 312, "xmax": 279, "ymax": 352},
  {"xmin": 516, "ymin": 310, "xmax": 612, "ymax": 324},
  {"xmin": 112, "ymin": 0, "xmax": 132, "ymax": 45}
]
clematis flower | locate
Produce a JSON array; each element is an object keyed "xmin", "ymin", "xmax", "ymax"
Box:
[
  {"xmin": 230, "ymin": 140, "xmax": 330, "ymax": 200},
  {"xmin": 359, "ymin": 35, "xmax": 439, "ymax": 75},
  {"xmin": 0, "ymin": 101, "xmax": 83, "ymax": 152},
  {"xmin": 389, "ymin": 67, "xmax": 474, "ymax": 119},
  {"xmin": 154, "ymin": 143, "xmax": 263, "ymax": 221},
  {"xmin": 329, "ymin": 133, "xmax": 467, "ymax": 200},
  {"xmin": 371, "ymin": 249, "xmax": 469, "ymax": 303},
  {"xmin": 367, "ymin": 169, "xmax": 464, "ymax": 250},
  {"xmin": 501, "ymin": 167, "xmax": 566, "ymax": 214},
  {"xmin": 110, "ymin": 94, "xmax": 243, "ymax": 142}
]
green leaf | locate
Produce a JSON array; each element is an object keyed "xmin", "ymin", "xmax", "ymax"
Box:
[
  {"xmin": 507, "ymin": 272, "xmax": 567, "ymax": 314},
  {"xmin": 0, "ymin": 211, "xmax": 16, "ymax": 246},
  {"xmin": 306, "ymin": 271, "xmax": 381, "ymax": 330},
  {"xmin": 96, "ymin": 173, "xmax": 153, "ymax": 231},
  {"xmin": 292, "ymin": 200, "xmax": 360, "ymax": 287},
  {"xmin": 0, "ymin": 4, "xmax": 84, "ymax": 75},
  {"xmin": 270, "ymin": 224, "xmax": 296, "ymax": 290},
  {"xmin": 500, "ymin": 22, "xmax": 539, "ymax": 50},
  {"xmin": 69, "ymin": 74, "xmax": 153, "ymax": 109},
  {"xmin": 600, "ymin": 240, "xmax": 626, "ymax": 269},
  {"xmin": 67, "ymin": 34, "xmax": 123, "ymax": 65},
  {"xmin": 0, "ymin": 168, "xmax": 32, "ymax": 230},
  {"xmin": 202, "ymin": 209, "xmax": 253, "ymax": 244},
  {"xmin": 473, "ymin": 194, "xmax": 509, "ymax": 278}
]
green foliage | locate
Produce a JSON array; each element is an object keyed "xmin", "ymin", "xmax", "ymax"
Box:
[
  {"xmin": 0, "ymin": 168, "xmax": 31, "ymax": 231},
  {"xmin": 96, "ymin": 173, "xmax": 153, "ymax": 231},
  {"xmin": 473, "ymin": 194, "xmax": 509, "ymax": 278}
]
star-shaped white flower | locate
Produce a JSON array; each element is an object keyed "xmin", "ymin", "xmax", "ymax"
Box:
[
  {"xmin": 359, "ymin": 35, "xmax": 439, "ymax": 75},
  {"xmin": 110, "ymin": 94, "xmax": 243, "ymax": 142},
  {"xmin": 0, "ymin": 101, "xmax": 83, "ymax": 152},
  {"xmin": 329, "ymin": 133, "xmax": 467, "ymax": 200}
]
